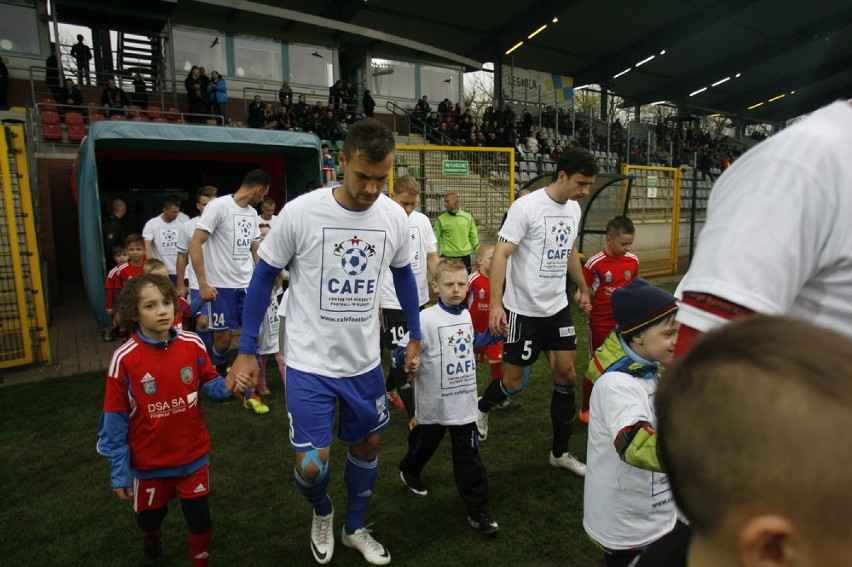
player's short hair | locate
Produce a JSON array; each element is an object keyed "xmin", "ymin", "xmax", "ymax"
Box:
[
  {"xmin": 341, "ymin": 118, "xmax": 395, "ymax": 163},
  {"xmin": 475, "ymin": 243, "xmax": 494, "ymax": 260},
  {"xmin": 112, "ymin": 245, "xmax": 125, "ymax": 258},
  {"xmin": 394, "ymin": 175, "xmax": 420, "ymax": 196},
  {"xmin": 143, "ymin": 258, "xmax": 167, "ymax": 275},
  {"xmin": 124, "ymin": 233, "xmax": 144, "ymax": 248},
  {"xmin": 162, "ymin": 195, "xmax": 181, "ymax": 209},
  {"xmin": 261, "ymin": 197, "xmax": 276, "ymax": 208},
  {"xmin": 657, "ymin": 315, "xmax": 852, "ymax": 542},
  {"xmin": 606, "ymin": 215, "xmax": 635, "ymax": 236},
  {"xmin": 197, "ymin": 185, "xmax": 218, "ymax": 201},
  {"xmin": 118, "ymin": 274, "xmax": 178, "ymax": 333},
  {"xmin": 433, "ymin": 257, "xmax": 467, "ymax": 281},
  {"xmin": 555, "ymin": 147, "xmax": 599, "ymax": 178},
  {"xmin": 242, "ymin": 169, "xmax": 271, "ymax": 190}
]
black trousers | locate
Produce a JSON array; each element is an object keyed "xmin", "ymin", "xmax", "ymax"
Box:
[{"xmin": 399, "ymin": 422, "xmax": 489, "ymax": 514}]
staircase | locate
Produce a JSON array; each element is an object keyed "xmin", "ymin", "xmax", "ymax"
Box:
[{"xmin": 117, "ymin": 32, "xmax": 164, "ymax": 89}]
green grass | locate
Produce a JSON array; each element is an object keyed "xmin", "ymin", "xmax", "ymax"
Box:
[{"xmin": 0, "ymin": 280, "xmax": 679, "ymax": 566}]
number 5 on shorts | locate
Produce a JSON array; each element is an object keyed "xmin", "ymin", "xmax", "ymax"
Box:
[{"xmin": 522, "ymin": 340, "xmax": 533, "ymax": 361}]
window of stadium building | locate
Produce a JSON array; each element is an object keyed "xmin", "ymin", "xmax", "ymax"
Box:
[
  {"xmin": 371, "ymin": 58, "xmax": 415, "ymax": 99},
  {"xmin": 234, "ymin": 35, "xmax": 282, "ymax": 81},
  {"xmin": 173, "ymin": 27, "xmax": 227, "ymax": 75},
  {"xmin": 288, "ymin": 43, "xmax": 333, "ymax": 87},
  {"xmin": 0, "ymin": 3, "xmax": 41, "ymax": 55},
  {"xmin": 420, "ymin": 65, "xmax": 459, "ymax": 102}
]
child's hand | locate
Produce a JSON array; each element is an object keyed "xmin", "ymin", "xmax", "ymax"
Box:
[
  {"xmin": 106, "ymin": 309, "xmax": 113, "ymax": 315},
  {"xmin": 113, "ymin": 487, "xmax": 133, "ymax": 500},
  {"xmin": 231, "ymin": 372, "xmax": 254, "ymax": 395}
]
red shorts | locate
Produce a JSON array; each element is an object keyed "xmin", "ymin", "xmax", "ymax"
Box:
[
  {"xmin": 133, "ymin": 464, "xmax": 210, "ymax": 512},
  {"xmin": 475, "ymin": 342, "xmax": 503, "ymax": 362},
  {"xmin": 588, "ymin": 323, "xmax": 615, "ymax": 357}
]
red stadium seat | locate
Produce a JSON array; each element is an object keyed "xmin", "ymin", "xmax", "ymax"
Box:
[
  {"xmin": 147, "ymin": 105, "xmax": 163, "ymax": 118},
  {"xmin": 110, "ymin": 114, "xmax": 127, "ymax": 121},
  {"xmin": 67, "ymin": 125, "xmax": 87, "ymax": 142},
  {"xmin": 88, "ymin": 113, "xmax": 105, "ymax": 124},
  {"xmin": 152, "ymin": 117, "xmax": 168, "ymax": 123},
  {"xmin": 132, "ymin": 116, "xmax": 148, "ymax": 122},
  {"xmin": 65, "ymin": 112, "xmax": 85, "ymax": 125},
  {"xmin": 41, "ymin": 111, "xmax": 60, "ymax": 124},
  {"xmin": 41, "ymin": 124, "xmax": 63, "ymax": 141},
  {"xmin": 127, "ymin": 105, "xmax": 143, "ymax": 118},
  {"xmin": 84, "ymin": 101, "xmax": 101, "ymax": 115},
  {"xmin": 39, "ymin": 98, "xmax": 58, "ymax": 112}
]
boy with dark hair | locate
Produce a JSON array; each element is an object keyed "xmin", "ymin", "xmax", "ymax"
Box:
[
  {"xmin": 97, "ymin": 274, "xmax": 253, "ymax": 566},
  {"xmin": 395, "ymin": 258, "xmax": 502, "ymax": 535},
  {"xmin": 636, "ymin": 315, "xmax": 852, "ymax": 566},
  {"xmin": 579, "ymin": 215, "xmax": 639, "ymax": 423},
  {"xmin": 583, "ymin": 278, "xmax": 679, "ymax": 567}
]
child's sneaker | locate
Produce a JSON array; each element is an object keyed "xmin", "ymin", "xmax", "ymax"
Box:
[
  {"xmin": 341, "ymin": 526, "xmax": 391, "ymax": 565},
  {"xmin": 386, "ymin": 390, "xmax": 405, "ymax": 410},
  {"xmin": 495, "ymin": 397, "xmax": 521, "ymax": 411},
  {"xmin": 244, "ymin": 394, "xmax": 269, "ymax": 415},
  {"xmin": 468, "ymin": 512, "xmax": 500, "ymax": 536},
  {"xmin": 549, "ymin": 451, "xmax": 586, "ymax": 476},
  {"xmin": 142, "ymin": 538, "xmax": 164, "ymax": 566},
  {"xmin": 102, "ymin": 326, "xmax": 118, "ymax": 342},
  {"xmin": 399, "ymin": 470, "xmax": 428, "ymax": 496},
  {"xmin": 476, "ymin": 399, "xmax": 489, "ymax": 441},
  {"xmin": 310, "ymin": 505, "xmax": 334, "ymax": 564}
]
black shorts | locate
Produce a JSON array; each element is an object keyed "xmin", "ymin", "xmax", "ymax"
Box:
[
  {"xmin": 381, "ymin": 308, "xmax": 408, "ymax": 350},
  {"xmin": 503, "ymin": 305, "xmax": 576, "ymax": 366}
]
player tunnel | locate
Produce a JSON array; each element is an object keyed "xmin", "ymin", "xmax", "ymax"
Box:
[{"xmin": 72, "ymin": 121, "xmax": 322, "ymax": 325}]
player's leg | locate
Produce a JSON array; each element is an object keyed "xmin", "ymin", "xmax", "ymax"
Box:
[
  {"xmin": 398, "ymin": 423, "xmax": 446, "ymax": 495},
  {"xmin": 543, "ymin": 306, "xmax": 585, "ymax": 476},
  {"xmin": 382, "ymin": 309, "xmax": 414, "ymax": 418},
  {"xmin": 447, "ymin": 423, "xmax": 498, "ymax": 535},
  {"xmin": 287, "ymin": 367, "xmax": 337, "ymax": 563},
  {"xmin": 134, "ymin": 476, "xmax": 176, "ymax": 565},
  {"xmin": 337, "ymin": 366, "xmax": 392, "ymax": 564},
  {"xmin": 176, "ymin": 464, "xmax": 213, "ymax": 566},
  {"xmin": 190, "ymin": 288, "xmax": 214, "ymax": 356},
  {"xmin": 207, "ymin": 291, "xmax": 234, "ymax": 375}
]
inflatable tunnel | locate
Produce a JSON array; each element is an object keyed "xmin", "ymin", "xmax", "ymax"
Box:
[{"xmin": 73, "ymin": 121, "xmax": 322, "ymax": 325}]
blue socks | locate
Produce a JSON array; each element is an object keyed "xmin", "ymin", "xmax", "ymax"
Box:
[
  {"xmin": 294, "ymin": 466, "xmax": 332, "ymax": 516},
  {"xmin": 343, "ymin": 452, "xmax": 378, "ymax": 534}
]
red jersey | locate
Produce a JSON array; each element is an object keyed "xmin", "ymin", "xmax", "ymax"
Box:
[
  {"xmin": 583, "ymin": 250, "xmax": 639, "ymax": 331},
  {"xmin": 467, "ymin": 270, "xmax": 490, "ymax": 333},
  {"xmin": 102, "ymin": 330, "xmax": 220, "ymax": 472},
  {"xmin": 104, "ymin": 261, "xmax": 145, "ymax": 310}
]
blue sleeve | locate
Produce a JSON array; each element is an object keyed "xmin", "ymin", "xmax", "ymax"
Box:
[
  {"xmin": 389, "ymin": 264, "xmax": 422, "ymax": 340},
  {"xmin": 96, "ymin": 411, "xmax": 132, "ymax": 488},
  {"xmin": 239, "ymin": 259, "xmax": 282, "ymax": 354},
  {"xmin": 189, "ymin": 296, "xmax": 205, "ymax": 318},
  {"xmin": 473, "ymin": 329, "xmax": 502, "ymax": 349},
  {"xmin": 200, "ymin": 376, "xmax": 233, "ymax": 401}
]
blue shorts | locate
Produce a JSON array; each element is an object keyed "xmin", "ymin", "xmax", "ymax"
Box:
[
  {"xmin": 285, "ymin": 365, "xmax": 390, "ymax": 450},
  {"xmin": 208, "ymin": 288, "xmax": 246, "ymax": 331}
]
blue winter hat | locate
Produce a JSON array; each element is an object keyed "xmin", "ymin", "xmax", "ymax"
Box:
[{"xmin": 612, "ymin": 278, "xmax": 678, "ymax": 339}]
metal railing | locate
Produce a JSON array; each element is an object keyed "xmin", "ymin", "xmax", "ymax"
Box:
[{"xmin": 384, "ymin": 101, "xmax": 462, "ymax": 146}]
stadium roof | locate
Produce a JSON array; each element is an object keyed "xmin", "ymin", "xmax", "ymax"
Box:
[{"xmin": 55, "ymin": 0, "xmax": 852, "ymax": 123}]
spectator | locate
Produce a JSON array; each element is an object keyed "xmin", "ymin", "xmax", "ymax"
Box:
[
  {"xmin": 278, "ymin": 80, "xmax": 293, "ymax": 106},
  {"xmin": 362, "ymin": 89, "xmax": 376, "ymax": 117},
  {"xmin": 292, "ymin": 94, "xmax": 309, "ymax": 122},
  {"xmin": 45, "ymin": 43, "xmax": 61, "ymax": 101},
  {"xmin": 247, "ymin": 95, "xmax": 266, "ymax": 128},
  {"xmin": 130, "ymin": 73, "xmax": 148, "ymax": 107},
  {"xmin": 328, "ymin": 79, "xmax": 344, "ymax": 109},
  {"xmin": 100, "ymin": 78, "xmax": 129, "ymax": 118},
  {"xmin": 434, "ymin": 192, "xmax": 479, "ymax": 272},
  {"xmin": 70, "ymin": 34, "xmax": 92, "ymax": 86},
  {"xmin": 206, "ymin": 70, "xmax": 227, "ymax": 125},
  {"xmin": 59, "ymin": 78, "xmax": 83, "ymax": 111},
  {"xmin": 321, "ymin": 144, "xmax": 337, "ymax": 186}
]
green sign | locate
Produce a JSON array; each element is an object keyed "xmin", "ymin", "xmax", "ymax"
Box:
[
  {"xmin": 646, "ymin": 175, "xmax": 658, "ymax": 198},
  {"xmin": 442, "ymin": 160, "xmax": 469, "ymax": 175}
]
